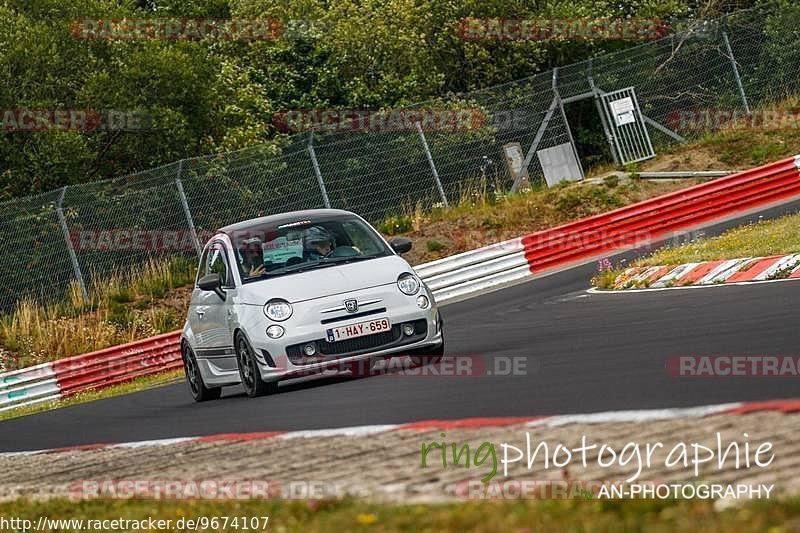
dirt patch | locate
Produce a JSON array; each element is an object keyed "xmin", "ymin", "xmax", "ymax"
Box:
[
  {"xmin": 641, "ymin": 148, "xmax": 734, "ymax": 172},
  {"xmin": 398, "ymin": 180, "xmax": 703, "ymax": 265}
]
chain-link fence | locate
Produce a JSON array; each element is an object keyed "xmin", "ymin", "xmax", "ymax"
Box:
[{"xmin": 2, "ymin": 4, "xmax": 799, "ymax": 314}]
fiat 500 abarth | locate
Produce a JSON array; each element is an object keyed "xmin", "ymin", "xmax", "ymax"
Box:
[{"xmin": 181, "ymin": 209, "xmax": 445, "ymax": 401}]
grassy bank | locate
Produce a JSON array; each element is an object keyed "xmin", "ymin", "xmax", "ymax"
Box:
[
  {"xmin": 386, "ymin": 178, "xmax": 700, "ymax": 266},
  {"xmin": 0, "ymin": 257, "xmax": 195, "ymax": 372},
  {"xmin": 635, "ymin": 212, "xmax": 800, "ymax": 267},
  {"xmin": 592, "ymin": 212, "xmax": 800, "ymax": 289},
  {"xmin": 2, "ymin": 496, "xmax": 799, "ymax": 532}
]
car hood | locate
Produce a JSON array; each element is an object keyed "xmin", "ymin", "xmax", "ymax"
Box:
[{"xmin": 236, "ymin": 255, "xmax": 414, "ymax": 304}]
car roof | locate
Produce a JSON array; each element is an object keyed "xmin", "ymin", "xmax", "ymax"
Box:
[{"xmin": 217, "ymin": 209, "xmax": 357, "ymax": 236}]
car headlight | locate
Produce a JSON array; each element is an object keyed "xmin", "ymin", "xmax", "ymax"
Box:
[
  {"xmin": 397, "ymin": 273, "xmax": 420, "ymax": 295},
  {"xmin": 264, "ymin": 299, "xmax": 293, "ymax": 321}
]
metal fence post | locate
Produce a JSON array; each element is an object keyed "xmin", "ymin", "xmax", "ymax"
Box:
[
  {"xmin": 516, "ymin": 96, "xmax": 559, "ymax": 192},
  {"xmin": 721, "ymin": 17, "xmax": 750, "ymax": 113},
  {"xmin": 552, "ymin": 68, "xmax": 585, "ymax": 179},
  {"xmin": 56, "ymin": 186, "xmax": 88, "ymax": 300},
  {"xmin": 587, "ymin": 60, "xmax": 621, "ymax": 167},
  {"xmin": 307, "ymin": 131, "xmax": 332, "ymax": 208},
  {"xmin": 415, "ymin": 122, "xmax": 449, "ymax": 208},
  {"xmin": 174, "ymin": 159, "xmax": 202, "ymax": 258}
]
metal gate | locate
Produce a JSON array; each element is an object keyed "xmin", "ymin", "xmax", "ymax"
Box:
[{"xmin": 600, "ymin": 87, "xmax": 655, "ymax": 165}]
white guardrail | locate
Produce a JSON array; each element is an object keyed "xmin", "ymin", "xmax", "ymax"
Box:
[
  {"xmin": 416, "ymin": 236, "xmax": 531, "ymax": 304},
  {"xmin": 0, "ymin": 363, "xmax": 61, "ymax": 412}
]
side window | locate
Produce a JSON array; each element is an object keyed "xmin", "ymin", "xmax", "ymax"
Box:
[
  {"xmin": 206, "ymin": 242, "xmax": 231, "ymax": 287},
  {"xmin": 195, "ymin": 247, "xmax": 210, "ymax": 286}
]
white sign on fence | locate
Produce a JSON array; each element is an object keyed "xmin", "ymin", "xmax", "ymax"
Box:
[{"xmin": 610, "ymin": 97, "xmax": 636, "ymax": 126}]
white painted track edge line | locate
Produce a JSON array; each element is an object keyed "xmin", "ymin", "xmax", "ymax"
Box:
[{"xmin": 5, "ymin": 399, "xmax": 796, "ymax": 456}]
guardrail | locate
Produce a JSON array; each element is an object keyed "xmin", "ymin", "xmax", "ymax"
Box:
[
  {"xmin": 423, "ymin": 155, "xmax": 800, "ymax": 302},
  {"xmin": 0, "ymin": 331, "xmax": 182, "ymax": 412},
  {"xmin": 2, "ymin": 155, "xmax": 799, "ymax": 412}
]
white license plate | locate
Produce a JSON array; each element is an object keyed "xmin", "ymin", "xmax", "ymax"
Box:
[{"xmin": 326, "ymin": 317, "xmax": 391, "ymax": 342}]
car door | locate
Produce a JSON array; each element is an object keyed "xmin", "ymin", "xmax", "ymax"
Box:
[
  {"xmin": 200, "ymin": 240, "xmax": 236, "ymax": 355},
  {"xmin": 188, "ymin": 245, "xmax": 211, "ymax": 351}
]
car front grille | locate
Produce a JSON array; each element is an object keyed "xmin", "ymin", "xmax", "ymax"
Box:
[{"xmin": 285, "ymin": 319, "xmax": 427, "ymax": 365}]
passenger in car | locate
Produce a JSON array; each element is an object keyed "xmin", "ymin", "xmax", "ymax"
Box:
[{"xmin": 239, "ymin": 237, "xmax": 266, "ymax": 277}]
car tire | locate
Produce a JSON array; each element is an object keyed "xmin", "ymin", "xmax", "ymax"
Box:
[
  {"xmin": 410, "ymin": 341, "xmax": 445, "ymax": 367},
  {"xmin": 235, "ymin": 332, "xmax": 278, "ymax": 398},
  {"xmin": 182, "ymin": 343, "xmax": 222, "ymax": 402}
]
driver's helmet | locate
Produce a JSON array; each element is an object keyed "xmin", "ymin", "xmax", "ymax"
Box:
[{"xmin": 302, "ymin": 226, "xmax": 335, "ymax": 251}]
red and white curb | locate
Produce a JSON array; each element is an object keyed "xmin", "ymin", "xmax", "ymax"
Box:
[
  {"xmin": 3, "ymin": 399, "xmax": 798, "ymax": 457},
  {"xmin": 605, "ymin": 253, "xmax": 800, "ymax": 291}
]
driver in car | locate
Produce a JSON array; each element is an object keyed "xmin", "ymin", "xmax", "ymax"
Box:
[{"xmin": 302, "ymin": 226, "xmax": 336, "ymax": 260}]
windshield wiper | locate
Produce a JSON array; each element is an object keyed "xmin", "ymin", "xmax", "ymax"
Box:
[
  {"xmin": 319, "ymin": 255, "xmax": 378, "ymax": 264},
  {"xmin": 265, "ymin": 260, "xmax": 338, "ymax": 276}
]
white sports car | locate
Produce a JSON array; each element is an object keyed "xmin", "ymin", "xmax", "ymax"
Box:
[{"xmin": 180, "ymin": 209, "xmax": 444, "ymax": 401}]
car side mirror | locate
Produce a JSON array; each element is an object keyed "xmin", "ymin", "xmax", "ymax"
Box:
[
  {"xmin": 198, "ymin": 273, "xmax": 226, "ymax": 301},
  {"xmin": 389, "ymin": 237, "xmax": 412, "ymax": 254}
]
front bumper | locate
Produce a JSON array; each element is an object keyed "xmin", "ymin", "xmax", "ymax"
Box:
[{"xmin": 250, "ymin": 286, "xmax": 442, "ymax": 382}]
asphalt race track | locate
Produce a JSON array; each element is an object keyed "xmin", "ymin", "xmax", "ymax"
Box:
[{"xmin": 2, "ymin": 200, "xmax": 799, "ymax": 452}]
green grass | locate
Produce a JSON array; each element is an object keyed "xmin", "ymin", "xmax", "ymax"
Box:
[
  {"xmin": 592, "ymin": 211, "xmax": 800, "ymax": 289},
  {"xmin": 637, "ymin": 212, "xmax": 800, "ymax": 267},
  {"xmin": 0, "ymin": 370, "xmax": 183, "ymax": 422},
  {"xmin": 1, "ymin": 496, "xmax": 799, "ymax": 532},
  {"xmin": 0, "ymin": 257, "xmax": 194, "ymax": 368}
]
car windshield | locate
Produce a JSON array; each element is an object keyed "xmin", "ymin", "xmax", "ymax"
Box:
[{"xmin": 231, "ymin": 215, "xmax": 392, "ymax": 283}]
